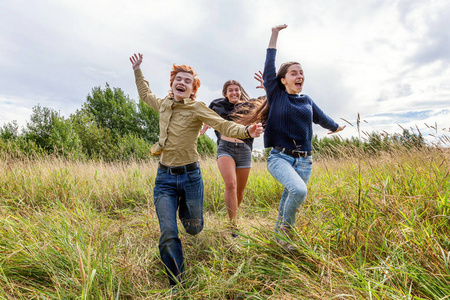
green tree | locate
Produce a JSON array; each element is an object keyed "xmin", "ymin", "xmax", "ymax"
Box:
[
  {"xmin": 24, "ymin": 105, "xmax": 59, "ymax": 151},
  {"xmin": 84, "ymin": 83, "xmax": 139, "ymax": 137},
  {"xmin": 136, "ymin": 99, "xmax": 159, "ymax": 143},
  {"xmin": 399, "ymin": 129, "xmax": 425, "ymax": 149},
  {"xmin": 0, "ymin": 120, "xmax": 19, "ymax": 140},
  {"xmin": 364, "ymin": 132, "xmax": 383, "ymax": 154},
  {"xmin": 70, "ymin": 109, "xmax": 118, "ymax": 160}
]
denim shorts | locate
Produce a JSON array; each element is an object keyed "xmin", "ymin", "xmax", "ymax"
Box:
[{"xmin": 216, "ymin": 139, "xmax": 252, "ymax": 169}]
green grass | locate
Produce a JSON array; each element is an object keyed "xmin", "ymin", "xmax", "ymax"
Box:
[{"xmin": 1, "ymin": 146, "xmax": 449, "ymax": 299}]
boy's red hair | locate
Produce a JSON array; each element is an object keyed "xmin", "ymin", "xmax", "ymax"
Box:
[{"xmin": 169, "ymin": 64, "xmax": 201, "ymax": 100}]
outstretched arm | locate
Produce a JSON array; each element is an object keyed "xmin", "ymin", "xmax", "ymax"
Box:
[
  {"xmin": 268, "ymin": 24, "xmax": 287, "ymax": 49},
  {"xmin": 197, "ymin": 103, "xmax": 264, "ymax": 139},
  {"xmin": 129, "ymin": 53, "xmax": 143, "ymax": 70},
  {"xmin": 328, "ymin": 125, "xmax": 346, "ymax": 135}
]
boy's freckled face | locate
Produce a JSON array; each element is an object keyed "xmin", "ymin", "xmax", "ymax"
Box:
[{"xmin": 171, "ymin": 72, "xmax": 194, "ymax": 101}]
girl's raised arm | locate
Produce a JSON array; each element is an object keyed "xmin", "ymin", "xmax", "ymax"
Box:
[{"xmin": 268, "ymin": 24, "xmax": 287, "ymax": 49}]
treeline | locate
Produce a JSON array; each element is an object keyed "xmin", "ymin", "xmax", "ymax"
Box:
[
  {"xmin": 251, "ymin": 129, "xmax": 427, "ymax": 161},
  {"xmin": 311, "ymin": 128, "xmax": 427, "ymax": 158},
  {"xmin": 0, "ymin": 84, "xmax": 216, "ymax": 160},
  {"xmin": 0, "ymin": 84, "xmax": 430, "ymax": 161}
]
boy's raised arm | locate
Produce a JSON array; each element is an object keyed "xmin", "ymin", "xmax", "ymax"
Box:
[
  {"xmin": 130, "ymin": 53, "xmax": 161, "ymax": 111},
  {"xmin": 130, "ymin": 53, "xmax": 143, "ymax": 70}
]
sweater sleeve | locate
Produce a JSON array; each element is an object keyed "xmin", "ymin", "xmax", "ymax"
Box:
[
  {"xmin": 311, "ymin": 98, "xmax": 339, "ymax": 132},
  {"xmin": 263, "ymin": 48, "xmax": 279, "ymax": 105}
]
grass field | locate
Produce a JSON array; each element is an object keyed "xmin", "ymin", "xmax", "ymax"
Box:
[{"xmin": 0, "ymin": 145, "xmax": 449, "ymax": 299}]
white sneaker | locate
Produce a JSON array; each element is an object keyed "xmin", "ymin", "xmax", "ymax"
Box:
[{"xmin": 278, "ymin": 240, "xmax": 297, "ymax": 252}]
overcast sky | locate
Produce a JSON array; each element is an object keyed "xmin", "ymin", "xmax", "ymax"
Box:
[{"xmin": 1, "ymin": 0, "xmax": 449, "ymax": 148}]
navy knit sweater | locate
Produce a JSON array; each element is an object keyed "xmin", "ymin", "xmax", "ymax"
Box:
[{"xmin": 263, "ymin": 48, "xmax": 339, "ymax": 151}]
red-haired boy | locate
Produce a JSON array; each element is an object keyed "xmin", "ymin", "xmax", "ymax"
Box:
[{"xmin": 129, "ymin": 53, "xmax": 263, "ymax": 287}]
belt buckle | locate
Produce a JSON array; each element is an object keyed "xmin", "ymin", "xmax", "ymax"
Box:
[
  {"xmin": 169, "ymin": 166, "xmax": 184, "ymax": 175},
  {"xmin": 292, "ymin": 150, "xmax": 301, "ymax": 157},
  {"xmin": 293, "ymin": 150, "xmax": 305, "ymax": 157}
]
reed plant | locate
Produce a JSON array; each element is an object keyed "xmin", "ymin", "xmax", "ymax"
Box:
[{"xmin": 0, "ymin": 143, "xmax": 449, "ymax": 299}]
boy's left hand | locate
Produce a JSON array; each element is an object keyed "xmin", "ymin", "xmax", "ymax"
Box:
[{"xmin": 248, "ymin": 123, "xmax": 264, "ymax": 138}]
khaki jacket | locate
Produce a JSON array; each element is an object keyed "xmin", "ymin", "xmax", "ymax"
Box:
[{"xmin": 135, "ymin": 69, "xmax": 250, "ymax": 166}]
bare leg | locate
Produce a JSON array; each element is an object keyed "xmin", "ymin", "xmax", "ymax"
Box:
[
  {"xmin": 217, "ymin": 156, "xmax": 239, "ymax": 223},
  {"xmin": 217, "ymin": 156, "xmax": 252, "ymax": 224},
  {"xmin": 236, "ymin": 167, "xmax": 251, "ymax": 208}
]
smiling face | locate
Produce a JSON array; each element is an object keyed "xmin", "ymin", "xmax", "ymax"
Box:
[
  {"xmin": 225, "ymin": 84, "xmax": 242, "ymax": 104},
  {"xmin": 280, "ymin": 63, "xmax": 304, "ymax": 94},
  {"xmin": 222, "ymin": 80, "xmax": 249, "ymax": 104},
  {"xmin": 171, "ymin": 72, "xmax": 194, "ymax": 101}
]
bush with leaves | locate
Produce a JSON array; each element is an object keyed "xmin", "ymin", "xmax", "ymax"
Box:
[
  {"xmin": 116, "ymin": 133, "xmax": 153, "ymax": 161},
  {"xmin": 0, "ymin": 120, "xmax": 20, "ymax": 140},
  {"xmin": 49, "ymin": 117, "xmax": 84, "ymax": 159},
  {"xmin": 197, "ymin": 134, "xmax": 217, "ymax": 156},
  {"xmin": 0, "ymin": 137, "xmax": 44, "ymax": 159},
  {"xmin": 70, "ymin": 110, "xmax": 119, "ymax": 160}
]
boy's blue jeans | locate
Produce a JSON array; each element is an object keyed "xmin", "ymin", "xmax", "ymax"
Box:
[
  {"xmin": 267, "ymin": 149, "xmax": 312, "ymax": 233},
  {"xmin": 153, "ymin": 164, "xmax": 204, "ymax": 286}
]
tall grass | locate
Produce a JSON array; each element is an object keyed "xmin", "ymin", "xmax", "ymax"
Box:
[{"xmin": 1, "ymin": 144, "xmax": 449, "ymax": 299}]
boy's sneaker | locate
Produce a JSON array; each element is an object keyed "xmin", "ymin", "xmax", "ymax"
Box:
[{"xmin": 170, "ymin": 286, "xmax": 180, "ymax": 297}]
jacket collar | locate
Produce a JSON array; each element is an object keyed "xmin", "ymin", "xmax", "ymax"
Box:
[{"xmin": 170, "ymin": 97, "xmax": 195, "ymax": 104}]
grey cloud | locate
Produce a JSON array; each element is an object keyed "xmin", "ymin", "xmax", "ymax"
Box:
[
  {"xmin": 397, "ymin": 1, "xmax": 450, "ymax": 66},
  {"xmin": 376, "ymin": 82, "xmax": 412, "ymax": 102},
  {"xmin": 366, "ymin": 108, "xmax": 449, "ymax": 125}
]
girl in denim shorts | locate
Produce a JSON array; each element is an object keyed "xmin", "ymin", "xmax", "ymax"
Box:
[{"xmin": 201, "ymin": 80, "xmax": 257, "ymax": 237}]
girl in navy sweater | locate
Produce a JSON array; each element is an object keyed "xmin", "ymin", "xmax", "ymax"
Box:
[{"xmin": 242, "ymin": 24, "xmax": 345, "ymax": 250}]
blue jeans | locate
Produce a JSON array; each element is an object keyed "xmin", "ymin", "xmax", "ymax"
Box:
[
  {"xmin": 267, "ymin": 149, "xmax": 312, "ymax": 232},
  {"xmin": 153, "ymin": 165, "xmax": 204, "ymax": 286}
]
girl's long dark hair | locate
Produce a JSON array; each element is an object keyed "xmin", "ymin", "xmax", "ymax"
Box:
[
  {"xmin": 234, "ymin": 96, "xmax": 268, "ymax": 127},
  {"xmin": 234, "ymin": 61, "xmax": 301, "ymax": 127}
]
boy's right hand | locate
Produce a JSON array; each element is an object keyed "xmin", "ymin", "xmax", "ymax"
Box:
[{"xmin": 130, "ymin": 53, "xmax": 143, "ymax": 70}]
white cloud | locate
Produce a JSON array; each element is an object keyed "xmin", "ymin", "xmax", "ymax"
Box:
[
  {"xmin": 0, "ymin": 95, "xmax": 34, "ymax": 130},
  {"xmin": 0, "ymin": 0, "xmax": 449, "ymax": 146}
]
